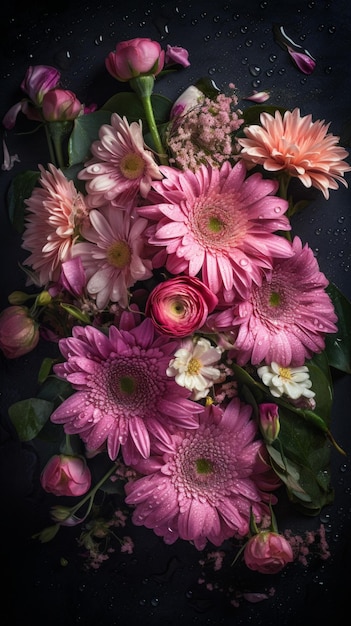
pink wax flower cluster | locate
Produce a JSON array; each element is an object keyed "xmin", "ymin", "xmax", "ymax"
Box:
[{"xmin": 1, "ymin": 34, "xmax": 350, "ymax": 580}]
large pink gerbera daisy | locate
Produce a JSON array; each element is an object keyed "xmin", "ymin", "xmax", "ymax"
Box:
[
  {"xmin": 78, "ymin": 113, "xmax": 163, "ymax": 208},
  {"xmin": 51, "ymin": 318, "xmax": 202, "ymax": 464},
  {"xmin": 137, "ymin": 160, "xmax": 292, "ymax": 300},
  {"xmin": 209, "ymin": 236, "xmax": 338, "ymax": 367},
  {"xmin": 237, "ymin": 108, "xmax": 351, "ymax": 199},
  {"xmin": 22, "ymin": 163, "xmax": 88, "ymax": 285},
  {"xmin": 71, "ymin": 205, "xmax": 153, "ymax": 309},
  {"xmin": 125, "ymin": 400, "xmax": 280, "ymax": 550}
]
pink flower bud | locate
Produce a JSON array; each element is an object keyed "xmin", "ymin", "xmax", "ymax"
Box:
[
  {"xmin": 105, "ymin": 37, "xmax": 165, "ymax": 82},
  {"xmin": 244, "ymin": 531, "xmax": 294, "ymax": 574},
  {"xmin": 287, "ymin": 47, "xmax": 316, "ymax": 75},
  {"xmin": 21, "ymin": 64, "xmax": 61, "ymax": 105},
  {"xmin": 146, "ymin": 275, "xmax": 218, "ymax": 337},
  {"xmin": 258, "ymin": 403, "xmax": 280, "ymax": 443},
  {"xmin": 40, "ymin": 454, "xmax": 91, "ymax": 497},
  {"xmin": 41, "ymin": 89, "xmax": 83, "ymax": 122},
  {"xmin": 0, "ymin": 305, "xmax": 39, "ymax": 358},
  {"xmin": 165, "ymin": 44, "xmax": 190, "ymax": 68},
  {"xmin": 170, "ymin": 85, "xmax": 205, "ymax": 119}
]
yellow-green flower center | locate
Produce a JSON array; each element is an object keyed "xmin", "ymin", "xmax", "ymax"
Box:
[
  {"xmin": 208, "ymin": 215, "xmax": 224, "ymax": 233},
  {"xmin": 196, "ymin": 458, "xmax": 213, "ymax": 474},
  {"xmin": 269, "ymin": 291, "xmax": 281, "ymax": 307},
  {"xmin": 107, "ymin": 240, "xmax": 131, "ymax": 269},
  {"xmin": 278, "ymin": 366, "xmax": 292, "ymax": 380},
  {"xmin": 119, "ymin": 375, "xmax": 136, "ymax": 395},
  {"xmin": 120, "ymin": 152, "xmax": 145, "ymax": 179}
]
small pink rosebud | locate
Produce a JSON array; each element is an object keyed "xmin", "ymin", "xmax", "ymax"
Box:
[
  {"xmin": 0, "ymin": 305, "xmax": 39, "ymax": 358},
  {"xmin": 40, "ymin": 454, "xmax": 91, "ymax": 497},
  {"xmin": 105, "ymin": 37, "xmax": 165, "ymax": 82},
  {"xmin": 287, "ymin": 46, "xmax": 316, "ymax": 75},
  {"xmin": 41, "ymin": 89, "xmax": 83, "ymax": 122},
  {"xmin": 165, "ymin": 44, "xmax": 190, "ymax": 68},
  {"xmin": 258, "ymin": 403, "xmax": 280, "ymax": 444},
  {"xmin": 244, "ymin": 531, "xmax": 294, "ymax": 574},
  {"xmin": 21, "ymin": 64, "xmax": 61, "ymax": 105}
]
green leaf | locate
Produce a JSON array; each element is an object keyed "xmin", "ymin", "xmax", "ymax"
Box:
[
  {"xmin": 36, "ymin": 376, "xmax": 73, "ymax": 406},
  {"xmin": 68, "ymin": 110, "xmax": 112, "ymax": 166},
  {"xmin": 241, "ymin": 104, "xmax": 287, "ymax": 125},
  {"xmin": 7, "ymin": 170, "xmax": 40, "ymax": 233},
  {"xmin": 101, "ymin": 92, "xmax": 173, "ymax": 127},
  {"xmin": 324, "ymin": 282, "xmax": 351, "ymax": 374},
  {"xmin": 271, "ymin": 406, "xmax": 333, "ymax": 514},
  {"xmin": 8, "ymin": 398, "xmax": 54, "ymax": 441}
]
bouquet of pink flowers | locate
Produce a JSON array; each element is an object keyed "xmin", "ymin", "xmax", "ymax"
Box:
[{"xmin": 1, "ymin": 36, "xmax": 350, "ymax": 575}]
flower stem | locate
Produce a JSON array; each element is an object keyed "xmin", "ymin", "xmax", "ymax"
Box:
[
  {"xmin": 66, "ymin": 463, "xmax": 117, "ymax": 519},
  {"xmin": 141, "ymin": 94, "xmax": 168, "ymax": 165}
]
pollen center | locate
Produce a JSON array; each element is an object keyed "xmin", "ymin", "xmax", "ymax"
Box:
[
  {"xmin": 196, "ymin": 458, "xmax": 213, "ymax": 474},
  {"xmin": 269, "ymin": 291, "xmax": 281, "ymax": 306},
  {"xmin": 187, "ymin": 357, "xmax": 202, "ymax": 375},
  {"xmin": 119, "ymin": 375, "xmax": 137, "ymax": 395},
  {"xmin": 278, "ymin": 366, "xmax": 292, "ymax": 380},
  {"xmin": 208, "ymin": 215, "xmax": 224, "ymax": 233},
  {"xmin": 107, "ymin": 240, "xmax": 131, "ymax": 268},
  {"xmin": 120, "ymin": 152, "xmax": 145, "ymax": 179}
]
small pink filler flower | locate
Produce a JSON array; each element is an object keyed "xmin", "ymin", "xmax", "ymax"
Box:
[
  {"xmin": 237, "ymin": 108, "xmax": 351, "ymax": 199},
  {"xmin": 125, "ymin": 399, "xmax": 279, "ymax": 550}
]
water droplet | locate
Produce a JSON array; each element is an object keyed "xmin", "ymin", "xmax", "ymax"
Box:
[
  {"xmin": 249, "ymin": 65, "xmax": 261, "ymax": 77},
  {"xmin": 240, "ymin": 25, "xmax": 248, "ymax": 33},
  {"xmin": 245, "ymin": 39, "xmax": 253, "ymax": 47},
  {"xmin": 239, "ymin": 258, "xmax": 248, "ymax": 267},
  {"xmin": 208, "ymin": 67, "xmax": 216, "ymax": 75},
  {"xmin": 315, "ymin": 227, "xmax": 322, "ymax": 235},
  {"xmin": 269, "ymin": 54, "xmax": 277, "ymax": 62},
  {"xmin": 340, "ymin": 463, "xmax": 348, "ymax": 473},
  {"xmin": 266, "ymin": 68, "xmax": 274, "ymax": 77},
  {"xmin": 252, "ymin": 79, "xmax": 261, "ymax": 88},
  {"xmin": 94, "ymin": 34, "xmax": 103, "ymax": 45},
  {"xmin": 328, "ymin": 25, "xmax": 336, "ymax": 34},
  {"xmin": 150, "ymin": 597, "xmax": 159, "ymax": 606},
  {"xmin": 274, "ymin": 206, "xmax": 281, "ymax": 213}
]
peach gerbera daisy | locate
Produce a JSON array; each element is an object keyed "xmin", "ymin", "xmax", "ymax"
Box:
[
  {"xmin": 22, "ymin": 163, "xmax": 88, "ymax": 286},
  {"xmin": 78, "ymin": 112, "xmax": 163, "ymax": 208},
  {"xmin": 237, "ymin": 108, "xmax": 351, "ymax": 199}
]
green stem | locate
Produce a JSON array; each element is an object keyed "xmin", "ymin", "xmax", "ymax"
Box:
[
  {"xmin": 67, "ymin": 463, "xmax": 117, "ymax": 519},
  {"xmin": 44, "ymin": 124, "xmax": 57, "ymax": 166},
  {"xmin": 141, "ymin": 94, "xmax": 168, "ymax": 165}
]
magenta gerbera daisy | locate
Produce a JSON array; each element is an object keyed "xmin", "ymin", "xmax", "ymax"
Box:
[
  {"xmin": 50, "ymin": 318, "xmax": 202, "ymax": 463},
  {"xmin": 210, "ymin": 236, "xmax": 338, "ymax": 367},
  {"xmin": 71, "ymin": 204, "xmax": 153, "ymax": 309},
  {"xmin": 22, "ymin": 163, "xmax": 88, "ymax": 286},
  {"xmin": 137, "ymin": 160, "xmax": 293, "ymax": 300},
  {"xmin": 125, "ymin": 400, "xmax": 280, "ymax": 550},
  {"xmin": 78, "ymin": 112, "xmax": 163, "ymax": 208}
]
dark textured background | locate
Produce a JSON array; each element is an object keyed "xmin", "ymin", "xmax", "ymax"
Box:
[{"xmin": 1, "ymin": 1, "xmax": 351, "ymax": 624}]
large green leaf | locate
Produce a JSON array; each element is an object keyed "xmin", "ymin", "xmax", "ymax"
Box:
[
  {"xmin": 68, "ymin": 110, "xmax": 112, "ymax": 166},
  {"xmin": 8, "ymin": 398, "xmax": 54, "ymax": 441},
  {"xmin": 325, "ymin": 282, "xmax": 351, "ymax": 374},
  {"xmin": 101, "ymin": 92, "xmax": 173, "ymax": 127},
  {"xmin": 7, "ymin": 170, "xmax": 40, "ymax": 233}
]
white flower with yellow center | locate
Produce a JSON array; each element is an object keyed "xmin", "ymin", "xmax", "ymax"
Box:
[
  {"xmin": 257, "ymin": 362, "xmax": 315, "ymax": 400},
  {"xmin": 167, "ymin": 337, "xmax": 222, "ymax": 400}
]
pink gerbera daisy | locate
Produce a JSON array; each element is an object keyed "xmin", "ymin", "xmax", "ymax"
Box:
[
  {"xmin": 125, "ymin": 400, "xmax": 280, "ymax": 550},
  {"xmin": 50, "ymin": 318, "xmax": 202, "ymax": 463},
  {"xmin": 137, "ymin": 160, "xmax": 292, "ymax": 301},
  {"xmin": 209, "ymin": 236, "xmax": 338, "ymax": 367},
  {"xmin": 71, "ymin": 205, "xmax": 153, "ymax": 309},
  {"xmin": 78, "ymin": 113, "xmax": 163, "ymax": 208},
  {"xmin": 22, "ymin": 163, "xmax": 88, "ymax": 285},
  {"xmin": 237, "ymin": 108, "xmax": 351, "ymax": 199}
]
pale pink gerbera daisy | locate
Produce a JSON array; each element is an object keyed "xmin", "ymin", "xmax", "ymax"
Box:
[
  {"xmin": 237, "ymin": 108, "xmax": 351, "ymax": 199},
  {"xmin": 210, "ymin": 236, "xmax": 338, "ymax": 367},
  {"xmin": 138, "ymin": 160, "xmax": 292, "ymax": 301},
  {"xmin": 125, "ymin": 399, "xmax": 280, "ymax": 550},
  {"xmin": 71, "ymin": 205, "xmax": 153, "ymax": 309},
  {"xmin": 78, "ymin": 113, "xmax": 163, "ymax": 208},
  {"xmin": 22, "ymin": 163, "xmax": 88, "ymax": 285},
  {"xmin": 51, "ymin": 318, "xmax": 202, "ymax": 464}
]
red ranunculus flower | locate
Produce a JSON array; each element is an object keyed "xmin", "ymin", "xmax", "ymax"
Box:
[{"xmin": 145, "ymin": 275, "xmax": 218, "ymax": 337}]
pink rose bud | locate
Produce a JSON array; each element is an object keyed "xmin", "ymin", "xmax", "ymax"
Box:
[
  {"xmin": 244, "ymin": 531, "xmax": 294, "ymax": 574},
  {"xmin": 165, "ymin": 44, "xmax": 190, "ymax": 68},
  {"xmin": 0, "ymin": 305, "xmax": 39, "ymax": 358},
  {"xmin": 105, "ymin": 37, "xmax": 165, "ymax": 82},
  {"xmin": 258, "ymin": 403, "xmax": 280, "ymax": 444},
  {"xmin": 21, "ymin": 64, "xmax": 61, "ymax": 105},
  {"xmin": 40, "ymin": 454, "xmax": 91, "ymax": 497},
  {"xmin": 170, "ymin": 85, "xmax": 205, "ymax": 119},
  {"xmin": 287, "ymin": 46, "xmax": 316, "ymax": 75},
  {"xmin": 41, "ymin": 89, "xmax": 83, "ymax": 122},
  {"xmin": 146, "ymin": 275, "xmax": 218, "ymax": 337},
  {"xmin": 59, "ymin": 257, "xmax": 87, "ymax": 297}
]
